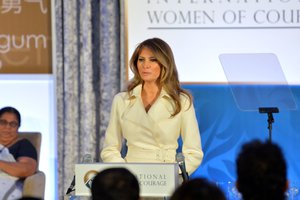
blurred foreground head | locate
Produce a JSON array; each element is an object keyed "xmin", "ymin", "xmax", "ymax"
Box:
[
  {"xmin": 91, "ymin": 167, "xmax": 140, "ymax": 200},
  {"xmin": 170, "ymin": 177, "xmax": 226, "ymax": 200},
  {"xmin": 236, "ymin": 139, "xmax": 288, "ymax": 200}
]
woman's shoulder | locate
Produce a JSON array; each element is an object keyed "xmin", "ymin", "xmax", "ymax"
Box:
[
  {"xmin": 113, "ymin": 91, "xmax": 129, "ymax": 100},
  {"xmin": 111, "ymin": 92, "xmax": 132, "ymax": 109},
  {"xmin": 11, "ymin": 138, "xmax": 34, "ymax": 149},
  {"xmin": 10, "ymin": 138, "xmax": 37, "ymax": 160},
  {"xmin": 180, "ymin": 92, "xmax": 192, "ymax": 102},
  {"xmin": 114, "ymin": 85, "xmax": 141, "ymax": 101},
  {"xmin": 179, "ymin": 91, "xmax": 194, "ymax": 111}
]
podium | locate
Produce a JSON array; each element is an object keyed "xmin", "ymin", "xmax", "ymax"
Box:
[{"xmin": 75, "ymin": 162, "xmax": 179, "ymax": 198}]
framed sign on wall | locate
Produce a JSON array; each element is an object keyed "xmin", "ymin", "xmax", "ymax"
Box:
[{"xmin": 0, "ymin": 0, "xmax": 52, "ymax": 74}]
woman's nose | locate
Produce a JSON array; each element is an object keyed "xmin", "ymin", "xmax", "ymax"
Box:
[{"xmin": 143, "ymin": 61, "xmax": 151, "ymax": 68}]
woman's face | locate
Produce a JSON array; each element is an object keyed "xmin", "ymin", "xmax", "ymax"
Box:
[
  {"xmin": 137, "ymin": 47, "xmax": 161, "ymax": 84},
  {"xmin": 0, "ymin": 112, "xmax": 19, "ymax": 146}
]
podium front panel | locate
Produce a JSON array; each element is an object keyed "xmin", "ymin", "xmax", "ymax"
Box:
[{"xmin": 75, "ymin": 162, "xmax": 179, "ymax": 197}]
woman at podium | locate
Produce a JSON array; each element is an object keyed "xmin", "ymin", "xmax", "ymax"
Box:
[{"xmin": 101, "ymin": 38, "xmax": 203, "ymax": 175}]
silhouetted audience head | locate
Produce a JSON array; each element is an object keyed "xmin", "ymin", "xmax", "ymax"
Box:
[
  {"xmin": 170, "ymin": 177, "xmax": 226, "ymax": 200},
  {"xmin": 236, "ymin": 139, "xmax": 288, "ymax": 200},
  {"xmin": 91, "ymin": 167, "xmax": 140, "ymax": 200}
]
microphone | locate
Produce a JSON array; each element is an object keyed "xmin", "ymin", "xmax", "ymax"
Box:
[
  {"xmin": 176, "ymin": 152, "xmax": 189, "ymax": 182},
  {"xmin": 66, "ymin": 154, "xmax": 93, "ymax": 195}
]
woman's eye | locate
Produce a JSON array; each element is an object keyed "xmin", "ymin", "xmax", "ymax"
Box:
[
  {"xmin": 150, "ymin": 58, "xmax": 157, "ymax": 62},
  {"xmin": 138, "ymin": 58, "xmax": 144, "ymax": 62}
]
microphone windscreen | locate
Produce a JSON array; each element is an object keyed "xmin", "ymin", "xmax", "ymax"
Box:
[{"xmin": 176, "ymin": 152, "xmax": 185, "ymax": 163}]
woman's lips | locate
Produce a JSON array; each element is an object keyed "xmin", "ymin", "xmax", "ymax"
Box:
[{"xmin": 142, "ymin": 71, "xmax": 151, "ymax": 75}]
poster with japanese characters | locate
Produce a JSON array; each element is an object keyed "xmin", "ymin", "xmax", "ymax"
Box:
[{"xmin": 0, "ymin": 0, "xmax": 52, "ymax": 73}]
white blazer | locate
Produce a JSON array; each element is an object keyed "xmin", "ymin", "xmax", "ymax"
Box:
[{"xmin": 101, "ymin": 85, "xmax": 203, "ymax": 174}]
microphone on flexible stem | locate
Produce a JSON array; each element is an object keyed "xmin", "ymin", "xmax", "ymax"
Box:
[
  {"xmin": 66, "ymin": 176, "xmax": 75, "ymax": 195},
  {"xmin": 176, "ymin": 152, "xmax": 189, "ymax": 182},
  {"xmin": 66, "ymin": 153, "xmax": 93, "ymax": 195}
]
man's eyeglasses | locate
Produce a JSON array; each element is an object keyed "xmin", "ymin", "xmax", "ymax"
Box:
[{"xmin": 0, "ymin": 119, "xmax": 19, "ymax": 128}]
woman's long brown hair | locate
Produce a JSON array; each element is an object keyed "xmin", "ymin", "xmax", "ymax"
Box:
[{"xmin": 127, "ymin": 38, "xmax": 192, "ymax": 117}]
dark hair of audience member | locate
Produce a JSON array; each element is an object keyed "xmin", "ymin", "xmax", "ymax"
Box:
[
  {"xmin": 91, "ymin": 167, "xmax": 140, "ymax": 200},
  {"xmin": 170, "ymin": 178, "xmax": 226, "ymax": 200},
  {"xmin": 0, "ymin": 106, "xmax": 21, "ymax": 126},
  {"xmin": 236, "ymin": 139, "xmax": 288, "ymax": 200}
]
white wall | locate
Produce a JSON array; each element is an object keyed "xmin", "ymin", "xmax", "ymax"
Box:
[{"xmin": 0, "ymin": 74, "xmax": 57, "ymax": 200}]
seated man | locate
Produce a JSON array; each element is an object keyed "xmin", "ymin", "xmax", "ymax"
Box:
[
  {"xmin": 170, "ymin": 177, "xmax": 226, "ymax": 200},
  {"xmin": 91, "ymin": 167, "xmax": 140, "ymax": 200},
  {"xmin": 236, "ymin": 139, "xmax": 288, "ymax": 200}
]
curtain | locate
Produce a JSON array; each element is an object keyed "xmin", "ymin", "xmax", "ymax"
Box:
[{"xmin": 55, "ymin": 0, "xmax": 125, "ymax": 198}]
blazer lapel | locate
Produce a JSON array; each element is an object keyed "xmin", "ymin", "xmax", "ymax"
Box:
[
  {"xmin": 122, "ymin": 97, "xmax": 154, "ymax": 132},
  {"xmin": 121, "ymin": 85, "xmax": 174, "ymax": 146}
]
